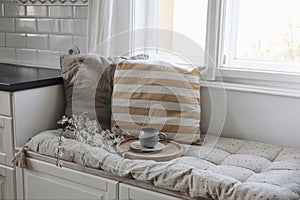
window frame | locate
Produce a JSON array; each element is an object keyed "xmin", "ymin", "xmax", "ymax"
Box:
[{"xmin": 206, "ymin": 0, "xmax": 300, "ymax": 87}]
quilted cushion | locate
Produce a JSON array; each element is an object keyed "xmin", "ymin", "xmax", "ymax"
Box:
[
  {"xmin": 26, "ymin": 131, "xmax": 300, "ymax": 200},
  {"xmin": 111, "ymin": 60, "xmax": 202, "ymax": 144}
]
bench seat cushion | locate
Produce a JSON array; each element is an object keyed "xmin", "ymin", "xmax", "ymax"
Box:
[{"xmin": 26, "ymin": 130, "xmax": 300, "ymax": 200}]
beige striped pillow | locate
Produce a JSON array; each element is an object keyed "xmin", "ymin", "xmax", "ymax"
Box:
[{"xmin": 111, "ymin": 60, "xmax": 202, "ymax": 144}]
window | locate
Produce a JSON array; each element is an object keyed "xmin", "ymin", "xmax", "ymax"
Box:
[
  {"xmin": 221, "ymin": 0, "xmax": 300, "ymax": 74},
  {"xmin": 151, "ymin": 0, "xmax": 208, "ymax": 66},
  {"xmin": 132, "ymin": 0, "xmax": 300, "ymax": 85}
]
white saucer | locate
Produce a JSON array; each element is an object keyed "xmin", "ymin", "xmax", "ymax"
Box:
[{"xmin": 130, "ymin": 141, "xmax": 165, "ymax": 152}]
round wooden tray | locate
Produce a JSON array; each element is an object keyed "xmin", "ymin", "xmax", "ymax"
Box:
[{"xmin": 116, "ymin": 138, "xmax": 184, "ymax": 162}]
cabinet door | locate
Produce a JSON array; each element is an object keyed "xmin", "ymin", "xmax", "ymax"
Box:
[
  {"xmin": 0, "ymin": 92, "xmax": 11, "ymax": 117},
  {"xmin": 22, "ymin": 158, "xmax": 118, "ymax": 200},
  {"xmin": 119, "ymin": 183, "xmax": 182, "ymax": 200},
  {"xmin": 0, "ymin": 117, "xmax": 13, "ymax": 166},
  {"xmin": 0, "ymin": 165, "xmax": 15, "ymax": 200}
]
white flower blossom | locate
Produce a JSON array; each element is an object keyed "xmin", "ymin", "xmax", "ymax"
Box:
[{"xmin": 57, "ymin": 113, "xmax": 132, "ymax": 155}]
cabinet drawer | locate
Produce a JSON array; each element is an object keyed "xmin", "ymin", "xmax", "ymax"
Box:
[
  {"xmin": 0, "ymin": 165, "xmax": 15, "ymax": 200},
  {"xmin": 119, "ymin": 183, "xmax": 182, "ymax": 200},
  {"xmin": 22, "ymin": 158, "xmax": 118, "ymax": 200},
  {"xmin": 0, "ymin": 92, "xmax": 11, "ymax": 116},
  {"xmin": 0, "ymin": 117, "xmax": 13, "ymax": 166}
]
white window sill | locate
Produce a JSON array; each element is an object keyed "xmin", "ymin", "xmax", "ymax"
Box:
[
  {"xmin": 200, "ymin": 78, "xmax": 300, "ymax": 98},
  {"xmin": 219, "ymin": 67, "xmax": 300, "ymax": 83},
  {"xmin": 199, "ymin": 67, "xmax": 300, "ymax": 98}
]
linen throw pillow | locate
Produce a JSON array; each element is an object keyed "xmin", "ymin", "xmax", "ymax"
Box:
[
  {"xmin": 60, "ymin": 54, "xmax": 149, "ymax": 130},
  {"xmin": 60, "ymin": 54, "xmax": 115, "ymax": 130},
  {"xmin": 111, "ymin": 60, "xmax": 202, "ymax": 144}
]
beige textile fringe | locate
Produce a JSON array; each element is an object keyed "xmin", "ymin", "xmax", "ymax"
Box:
[{"xmin": 11, "ymin": 147, "xmax": 26, "ymax": 168}]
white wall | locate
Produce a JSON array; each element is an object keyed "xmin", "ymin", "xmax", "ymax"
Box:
[
  {"xmin": 0, "ymin": 0, "xmax": 87, "ymax": 68},
  {"xmin": 201, "ymin": 87, "xmax": 300, "ymax": 148}
]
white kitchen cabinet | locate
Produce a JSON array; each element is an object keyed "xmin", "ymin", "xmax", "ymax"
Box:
[
  {"xmin": 0, "ymin": 92, "xmax": 11, "ymax": 117},
  {"xmin": 119, "ymin": 183, "xmax": 182, "ymax": 200},
  {"xmin": 20, "ymin": 158, "xmax": 118, "ymax": 200},
  {"xmin": 18, "ymin": 157, "xmax": 185, "ymax": 200},
  {"xmin": 0, "ymin": 84, "xmax": 65, "ymax": 200},
  {"xmin": 0, "ymin": 63, "xmax": 65, "ymax": 199},
  {"xmin": 0, "ymin": 164, "xmax": 15, "ymax": 200},
  {"xmin": 0, "ymin": 85, "xmax": 65, "ymax": 162},
  {"xmin": 0, "ymin": 116, "xmax": 13, "ymax": 166}
]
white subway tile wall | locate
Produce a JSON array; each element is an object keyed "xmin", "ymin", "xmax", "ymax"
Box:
[
  {"xmin": 4, "ymin": 2, "xmax": 25, "ymax": 17},
  {"xmin": 0, "ymin": 0, "xmax": 87, "ymax": 68},
  {"xmin": 74, "ymin": 6, "xmax": 88, "ymax": 19},
  {"xmin": 27, "ymin": 34, "xmax": 48, "ymax": 50},
  {"xmin": 16, "ymin": 48, "xmax": 37, "ymax": 63},
  {"xmin": 6, "ymin": 33, "xmax": 26, "ymax": 48},
  {"xmin": 16, "ymin": 18, "xmax": 37, "ymax": 32},
  {"xmin": 49, "ymin": 6, "xmax": 72, "ymax": 18},
  {"xmin": 37, "ymin": 19, "xmax": 60, "ymax": 33},
  {"xmin": 60, "ymin": 19, "xmax": 86, "ymax": 35},
  {"xmin": 0, "ymin": 47, "xmax": 16, "ymax": 61},
  {"xmin": 0, "ymin": 18, "xmax": 15, "ymax": 32},
  {"xmin": 49, "ymin": 35, "xmax": 72, "ymax": 51},
  {"xmin": 37, "ymin": 50, "xmax": 60, "ymax": 67},
  {"xmin": 0, "ymin": 33, "xmax": 5, "ymax": 47},
  {"xmin": 26, "ymin": 6, "xmax": 48, "ymax": 17},
  {"xmin": 74, "ymin": 36, "xmax": 86, "ymax": 53}
]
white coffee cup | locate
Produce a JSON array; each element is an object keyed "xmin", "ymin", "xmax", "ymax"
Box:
[{"xmin": 139, "ymin": 128, "xmax": 167, "ymax": 148}]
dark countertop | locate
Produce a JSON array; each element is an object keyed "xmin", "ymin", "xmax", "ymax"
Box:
[{"xmin": 0, "ymin": 63, "xmax": 63, "ymax": 92}]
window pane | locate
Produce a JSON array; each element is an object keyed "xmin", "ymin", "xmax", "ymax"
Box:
[
  {"xmin": 236, "ymin": 0, "xmax": 300, "ymax": 63},
  {"xmin": 156, "ymin": 0, "xmax": 208, "ymax": 65},
  {"xmin": 172, "ymin": 0, "xmax": 207, "ymax": 52}
]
